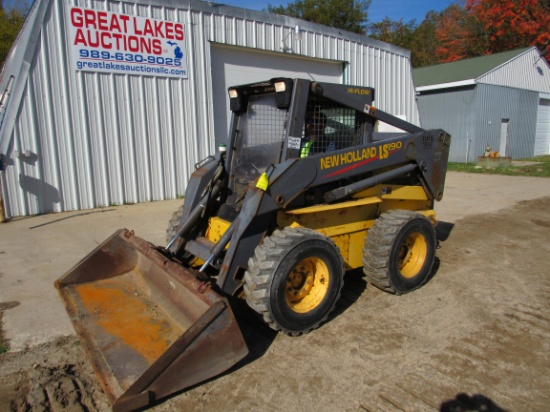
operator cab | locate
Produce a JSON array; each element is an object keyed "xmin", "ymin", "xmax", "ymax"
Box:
[{"xmin": 225, "ymin": 78, "xmax": 376, "ymax": 186}]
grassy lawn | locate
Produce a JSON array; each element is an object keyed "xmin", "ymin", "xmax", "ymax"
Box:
[{"xmin": 448, "ymin": 155, "xmax": 550, "ymax": 177}]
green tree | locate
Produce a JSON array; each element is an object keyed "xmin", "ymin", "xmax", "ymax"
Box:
[
  {"xmin": 0, "ymin": 1, "xmax": 29, "ymax": 67},
  {"xmin": 268, "ymin": 0, "xmax": 371, "ymax": 34},
  {"xmin": 409, "ymin": 11, "xmax": 441, "ymax": 67},
  {"xmin": 369, "ymin": 17, "xmax": 416, "ymax": 49},
  {"xmin": 368, "ymin": 12, "xmax": 443, "ymax": 68}
]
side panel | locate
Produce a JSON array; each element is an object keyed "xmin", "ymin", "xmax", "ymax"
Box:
[
  {"xmin": 277, "ymin": 185, "xmax": 433, "ymax": 270},
  {"xmin": 416, "ymin": 87, "xmax": 476, "ymax": 163},
  {"xmin": 475, "ymin": 84, "xmax": 538, "ymax": 160}
]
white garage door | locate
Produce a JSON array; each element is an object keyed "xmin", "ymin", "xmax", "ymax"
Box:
[
  {"xmin": 211, "ymin": 44, "xmax": 344, "ymax": 144},
  {"xmin": 535, "ymin": 98, "xmax": 550, "ymax": 156}
]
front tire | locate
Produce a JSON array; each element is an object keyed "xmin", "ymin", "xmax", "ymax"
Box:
[
  {"xmin": 244, "ymin": 227, "xmax": 344, "ymax": 335},
  {"xmin": 363, "ymin": 210, "xmax": 436, "ymax": 295},
  {"xmin": 166, "ymin": 204, "xmax": 184, "ymax": 243}
]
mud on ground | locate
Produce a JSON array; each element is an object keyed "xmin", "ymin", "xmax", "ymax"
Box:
[{"xmin": 1, "ymin": 198, "xmax": 549, "ymax": 412}]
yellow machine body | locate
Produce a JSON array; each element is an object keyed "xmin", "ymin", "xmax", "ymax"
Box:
[{"xmin": 276, "ymin": 184, "xmax": 435, "ymax": 270}]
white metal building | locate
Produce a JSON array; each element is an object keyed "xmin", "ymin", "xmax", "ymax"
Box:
[
  {"xmin": 0, "ymin": 0, "xmax": 420, "ymax": 219},
  {"xmin": 413, "ymin": 47, "xmax": 550, "ymax": 162}
]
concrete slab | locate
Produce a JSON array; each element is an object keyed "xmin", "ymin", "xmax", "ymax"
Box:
[
  {"xmin": 436, "ymin": 172, "xmax": 550, "ymax": 223},
  {"xmin": 1, "ymin": 172, "xmax": 550, "ymax": 351},
  {"xmin": 0, "ymin": 199, "xmax": 182, "ymax": 351}
]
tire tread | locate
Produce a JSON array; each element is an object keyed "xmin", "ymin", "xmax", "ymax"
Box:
[
  {"xmin": 244, "ymin": 227, "xmax": 344, "ymax": 335},
  {"xmin": 363, "ymin": 210, "xmax": 435, "ymax": 295}
]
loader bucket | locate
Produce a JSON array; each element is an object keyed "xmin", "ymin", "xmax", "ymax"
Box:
[{"xmin": 55, "ymin": 229, "xmax": 248, "ymax": 412}]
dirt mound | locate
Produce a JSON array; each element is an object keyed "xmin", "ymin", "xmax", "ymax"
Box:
[
  {"xmin": 0, "ymin": 337, "xmax": 109, "ymax": 412},
  {"xmin": 24, "ymin": 363, "xmax": 103, "ymax": 412}
]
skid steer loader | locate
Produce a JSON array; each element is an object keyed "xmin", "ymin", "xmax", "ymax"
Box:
[{"xmin": 56, "ymin": 78, "xmax": 450, "ymax": 411}]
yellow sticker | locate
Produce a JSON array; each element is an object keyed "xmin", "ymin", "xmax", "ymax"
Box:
[{"xmin": 256, "ymin": 172, "xmax": 269, "ymax": 191}]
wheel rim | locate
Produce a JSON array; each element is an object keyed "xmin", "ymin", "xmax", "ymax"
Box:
[
  {"xmin": 398, "ymin": 232, "xmax": 428, "ymax": 278},
  {"xmin": 285, "ymin": 257, "xmax": 330, "ymax": 313}
]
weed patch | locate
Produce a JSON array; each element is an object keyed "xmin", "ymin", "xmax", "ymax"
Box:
[{"xmin": 448, "ymin": 156, "xmax": 550, "ymax": 177}]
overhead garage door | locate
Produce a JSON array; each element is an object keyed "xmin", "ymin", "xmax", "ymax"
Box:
[
  {"xmin": 535, "ymin": 98, "xmax": 550, "ymax": 156},
  {"xmin": 211, "ymin": 44, "xmax": 344, "ymax": 144}
]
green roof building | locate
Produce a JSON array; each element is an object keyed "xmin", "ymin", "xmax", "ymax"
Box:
[{"xmin": 413, "ymin": 48, "xmax": 550, "ymax": 162}]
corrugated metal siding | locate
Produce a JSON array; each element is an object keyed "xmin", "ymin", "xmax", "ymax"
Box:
[
  {"xmin": 478, "ymin": 48, "xmax": 550, "ymax": 94},
  {"xmin": 474, "ymin": 84, "xmax": 539, "ymax": 159},
  {"xmin": 1, "ymin": 0, "xmax": 419, "ymax": 218},
  {"xmin": 417, "ymin": 84, "xmax": 539, "ymax": 162},
  {"xmin": 416, "ymin": 87, "xmax": 477, "ymax": 163}
]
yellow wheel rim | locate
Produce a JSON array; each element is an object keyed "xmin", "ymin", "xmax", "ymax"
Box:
[
  {"xmin": 398, "ymin": 232, "xmax": 428, "ymax": 278},
  {"xmin": 285, "ymin": 257, "xmax": 330, "ymax": 313}
]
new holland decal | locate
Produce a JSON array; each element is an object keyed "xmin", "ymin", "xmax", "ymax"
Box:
[{"xmin": 321, "ymin": 141, "xmax": 402, "ymax": 177}]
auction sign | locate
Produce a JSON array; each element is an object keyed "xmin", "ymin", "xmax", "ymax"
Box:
[{"xmin": 67, "ymin": 6, "xmax": 188, "ymax": 78}]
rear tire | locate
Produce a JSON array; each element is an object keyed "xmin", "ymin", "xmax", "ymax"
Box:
[
  {"xmin": 244, "ymin": 227, "xmax": 344, "ymax": 335},
  {"xmin": 363, "ymin": 210, "xmax": 436, "ymax": 294}
]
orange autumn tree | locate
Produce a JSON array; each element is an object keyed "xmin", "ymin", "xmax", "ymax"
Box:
[
  {"xmin": 435, "ymin": 3, "xmax": 487, "ymax": 62},
  {"xmin": 435, "ymin": 0, "xmax": 550, "ymax": 63},
  {"xmin": 466, "ymin": 0, "xmax": 550, "ymax": 61}
]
